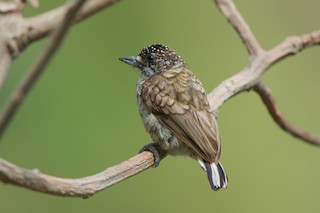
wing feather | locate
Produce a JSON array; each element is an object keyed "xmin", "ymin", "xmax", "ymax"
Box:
[{"xmin": 141, "ymin": 68, "xmax": 221, "ymax": 163}]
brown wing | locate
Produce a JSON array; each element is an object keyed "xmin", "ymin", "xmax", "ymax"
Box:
[{"xmin": 141, "ymin": 67, "xmax": 221, "ymax": 163}]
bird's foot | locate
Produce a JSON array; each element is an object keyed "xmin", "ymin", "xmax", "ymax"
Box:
[{"xmin": 139, "ymin": 143, "xmax": 163, "ymax": 167}]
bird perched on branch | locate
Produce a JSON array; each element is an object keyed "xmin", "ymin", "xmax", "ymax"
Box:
[{"xmin": 119, "ymin": 44, "xmax": 227, "ymax": 190}]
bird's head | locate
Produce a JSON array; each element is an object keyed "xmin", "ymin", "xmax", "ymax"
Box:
[{"xmin": 119, "ymin": 44, "xmax": 187, "ymax": 77}]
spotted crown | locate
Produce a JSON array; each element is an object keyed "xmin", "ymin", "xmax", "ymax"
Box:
[{"xmin": 138, "ymin": 44, "xmax": 187, "ymax": 72}]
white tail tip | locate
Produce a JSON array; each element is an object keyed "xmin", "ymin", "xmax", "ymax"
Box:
[{"xmin": 198, "ymin": 159, "xmax": 228, "ymax": 191}]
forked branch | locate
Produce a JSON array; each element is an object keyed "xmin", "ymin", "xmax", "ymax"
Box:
[{"xmin": 0, "ymin": 0, "xmax": 87, "ymax": 137}]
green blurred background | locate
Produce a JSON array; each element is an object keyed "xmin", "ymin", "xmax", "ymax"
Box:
[{"xmin": 1, "ymin": 0, "xmax": 320, "ymax": 212}]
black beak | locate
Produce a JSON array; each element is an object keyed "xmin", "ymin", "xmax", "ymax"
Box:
[{"xmin": 119, "ymin": 56, "xmax": 140, "ymax": 68}]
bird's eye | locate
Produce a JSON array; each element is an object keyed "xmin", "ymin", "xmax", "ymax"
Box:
[{"xmin": 146, "ymin": 54, "xmax": 155, "ymax": 63}]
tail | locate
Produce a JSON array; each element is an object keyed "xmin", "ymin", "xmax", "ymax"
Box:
[{"xmin": 198, "ymin": 159, "xmax": 228, "ymax": 191}]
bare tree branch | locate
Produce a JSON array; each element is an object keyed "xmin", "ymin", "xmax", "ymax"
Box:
[
  {"xmin": 0, "ymin": 152, "xmax": 154, "ymax": 198},
  {"xmin": 254, "ymin": 83, "xmax": 320, "ymax": 145},
  {"xmin": 0, "ymin": 0, "xmax": 87, "ymax": 137},
  {"xmin": 267, "ymin": 30, "xmax": 320, "ymax": 65},
  {"xmin": 0, "ymin": 49, "xmax": 11, "ymax": 88},
  {"xmin": 0, "ymin": 0, "xmax": 121, "ymax": 89},
  {"xmin": 26, "ymin": 0, "xmax": 121, "ymax": 42},
  {"xmin": 0, "ymin": 12, "xmax": 28, "ymax": 90},
  {"xmin": 207, "ymin": 30, "xmax": 320, "ymax": 111}
]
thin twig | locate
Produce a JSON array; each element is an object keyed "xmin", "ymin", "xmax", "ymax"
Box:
[
  {"xmin": 0, "ymin": 0, "xmax": 87, "ymax": 137},
  {"xmin": 26, "ymin": 0, "xmax": 121, "ymax": 42},
  {"xmin": 0, "ymin": 152, "xmax": 154, "ymax": 198},
  {"xmin": 267, "ymin": 30, "xmax": 320, "ymax": 65},
  {"xmin": 214, "ymin": 0, "xmax": 263, "ymax": 56},
  {"xmin": 254, "ymin": 83, "xmax": 320, "ymax": 145}
]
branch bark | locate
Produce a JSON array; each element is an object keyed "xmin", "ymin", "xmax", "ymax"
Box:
[
  {"xmin": 0, "ymin": 152, "xmax": 154, "ymax": 198},
  {"xmin": 0, "ymin": 49, "xmax": 11, "ymax": 88},
  {"xmin": 26, "ymin": 0, "xmax": 121, "ymax": 42},
  {"xmin": 267, "ymin": 30, "xmax": 320, "ymax": 65},
  {"xmin": 0, "ymin": 0, "xmax": 319, "ymax": 197}
]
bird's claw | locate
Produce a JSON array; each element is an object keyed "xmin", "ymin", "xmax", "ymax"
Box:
[{"xmin": 139, "ymin": 143, "xmax": 162, "ymax": 167}]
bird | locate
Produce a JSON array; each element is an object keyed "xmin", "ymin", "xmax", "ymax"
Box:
[{"xmin": 119, "ymin": 44, "xmax": 227, "ymax": 191}]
